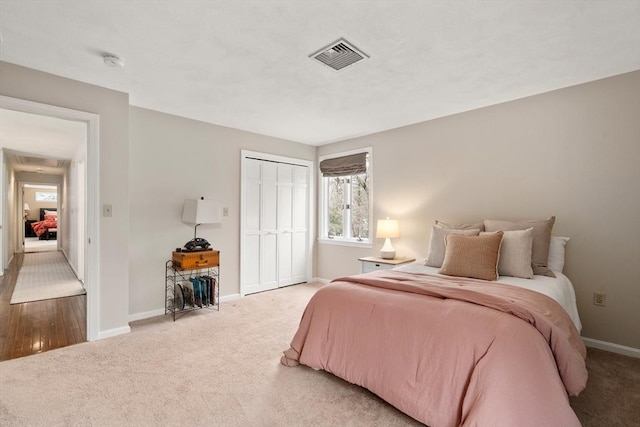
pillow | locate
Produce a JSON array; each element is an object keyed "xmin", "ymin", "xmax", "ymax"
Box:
[
  {"xmin": 484, "ymin": 216, "xmax": 556, "ymax": 277},
  {"xmin": 439, "ymin": 232, "xmax": 504, "ymax": 281},
  {"xmin": 425, "ymin": 226, "xmax": 480, "ymax": 267},
  {"xmin": 481, "ymin": 228, "xmax": 533, "ymax": 279},
  {"xmin": 44, "ymin": 210, "xmax": 57, "ymax": 216},
  {"xmin": 44, "ymin": 214, "xmax": 57, "ymax": 221},
  {"xmin": 548, "ymin": 236, "xmax": 569, "ymax": 273},
  {"xmin": 435, "ymin": 220, "xmax": 485, "ymax": 231}
]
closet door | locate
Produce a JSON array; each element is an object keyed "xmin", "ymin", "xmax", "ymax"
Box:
[
  {"xmin": 242, "ymin": 154, "xmax": 309, "ymax": 295},
  {"xmin": 261, "ymin": 162, "xmax": 278, "ymax": 291},
  {"xmin": 243, "ymin": 159, "xmax": 262, "ymax": 295},
  {"xmin": 291, "ymin": 165, "xmax": 308, "ymax": 284},
  {"xmin": 243, "ymin": 159, "xmax": 278, "ymax": 294},
  {"xmin": 277, "ymin": 164, "xmax": 294, "ymax": 287}
]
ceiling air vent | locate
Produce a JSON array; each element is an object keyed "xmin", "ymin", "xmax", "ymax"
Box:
[{"xmin": 309, "ymin": 38, "xmax": 369, "ymax": 71}]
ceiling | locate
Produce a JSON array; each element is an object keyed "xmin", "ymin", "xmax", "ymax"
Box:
[
  {"xmin": 0, "ymin": 109, "xmax": 85, "ymax": 175},
  {"xmin": 0, "ymin": 1, "xmax": 638, "ymax": 146}
]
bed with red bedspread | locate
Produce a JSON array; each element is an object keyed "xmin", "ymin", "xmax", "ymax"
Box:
[{"xmin": 29, "ymin": 208, "xmax": 57, "ymax": 239}]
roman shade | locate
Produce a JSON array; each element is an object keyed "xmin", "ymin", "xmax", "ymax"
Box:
[{"xmin": 319, "ymin": 153, "xmax": 367, "ymax": 177}]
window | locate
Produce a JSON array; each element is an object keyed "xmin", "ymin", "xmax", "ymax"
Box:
[
  {"xmin": 35, "ymin": 192, "xmax": 57, "ymax": 202},
  {"xmin": 319, "ymin": 149, "xmax": 372, "ymax": 246}
]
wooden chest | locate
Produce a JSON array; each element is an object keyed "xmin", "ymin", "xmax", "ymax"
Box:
[{"xmin": 172, "ymin": 250, "xmax": 219, "ymax": 270}]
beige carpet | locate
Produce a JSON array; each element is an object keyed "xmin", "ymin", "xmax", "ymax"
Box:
[
  {"xmin": 0, "ymin": 282, "xmax": 637, "ymax": 426},
  {"xmin": 10, "ymin": 251, "xmax": 85, "ymax": 304}
]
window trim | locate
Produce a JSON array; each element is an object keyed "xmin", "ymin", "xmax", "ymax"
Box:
[{"xmin": 318, "ymin": 147, "xmax": 373, "ymax": 248}]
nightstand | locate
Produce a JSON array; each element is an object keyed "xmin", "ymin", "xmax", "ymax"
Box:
[
  {"xmin": 358, "ymin": 256, "xmax": 416, "ymax": 273},
  {"xmin": 25, "ymin": 220, "xmax": 37, "ymax": 238}
]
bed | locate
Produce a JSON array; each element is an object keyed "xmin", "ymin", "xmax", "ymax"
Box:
[
  {"xmin": 29, "ymin": 208, "xmax": 57, "ymax": 240},
  {"xmin": 281, "ymin": 219, "xmax": 587, "ymax": 426}
]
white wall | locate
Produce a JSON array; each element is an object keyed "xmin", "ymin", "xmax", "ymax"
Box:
[
  {"xmin": 128, "ymin": 106, "xmax": 316, "ymax": 317},
  {"xmin": 317, "ymin": 71, "xmax": 640, "ymax": 350}
]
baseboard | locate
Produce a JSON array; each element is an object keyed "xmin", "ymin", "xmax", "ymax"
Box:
[
  {"xmin": 98, "ymin": 325, "xmax": 131, "ymax": 340},
  {"xmin": 582, "ymin": 337, "xmax": 640, "ymax": 358},
  {"xmin": 129, "ymin": 308, "xmax": 165, "ymax": 322},
  {"xmin": 60, "ymin": 249, "xmax": 80, "ymax": 279},
  {"xmin": 311, "ymin": 277, "xmax": 330, "ymax": 285},
  {"xmin": 220, "ymin": 293, "xmax": 240, "ymax": 303},
  {"xmin": 5, "ymin": 253, "xmax": 15, "ymax": 273},
  {"xmin": 129, "ymin": 298, "xmax": 239, "ymax": 322}
]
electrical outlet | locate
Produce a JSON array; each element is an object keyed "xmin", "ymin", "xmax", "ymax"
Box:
[
  {"xmin": 223, "ymin": 207, "xmax": 229, "ymax": 217},
  {"xmin": 593, "ymin": 292, "xmax": 606, "ymax": 306}
]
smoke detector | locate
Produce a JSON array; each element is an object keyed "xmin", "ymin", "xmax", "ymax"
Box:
[
  {"xmin": 103, "ymin": 54, "xmax": 125, "ymax": 68},
  {"xmin": 309, "ymin": 38, "xmax": 369, "ymax": 71}
]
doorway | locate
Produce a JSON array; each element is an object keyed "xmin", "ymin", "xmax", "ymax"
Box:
[
  {"xmin": 0, "ymin": 95, "xmax": 100, "ymax": 342},
  {"xmin": 22, "ymin": 183, "xmax": 59, "ymax": 254}
]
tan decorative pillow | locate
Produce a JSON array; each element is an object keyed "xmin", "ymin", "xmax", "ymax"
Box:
[
  {"xmin": 425, "ymin": 225, "xmax": 481, "ymax": 268},
  {"xmin": 439, "ymin": 232, "xmax": 504, "ymax": 281},
  {"xmin": 484, "ymin": 216, "xmax": 556, "ymax": 277},
  {"xmin": 435, "ymin": 220, "xmax": 485, "ymax": 231},
  {"xmin": 481, "ymin": 228, "xmax": 534, "ymax": 279}
]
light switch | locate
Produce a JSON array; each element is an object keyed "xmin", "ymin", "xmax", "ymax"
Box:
[
  {"xmin": 103, "ymin": 204, "xmax": 113, "ymax": 217},
  {"xmin": 223, "ymin": 207, "xmax": 229, "ymax": 217}
]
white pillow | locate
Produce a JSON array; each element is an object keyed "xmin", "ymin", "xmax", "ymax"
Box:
[
  {"xmin": 547, "ymin": 236, "xmax": 569, "ymax": 273},
  {"xmin": 481, "ymin": 228, "xmax": 534, "ymax": 279},
  {"xmin": 45, "ymin": 209, "xmax": 57, "ymax": 216},
  {"xmin": 425, "ymin": 225, "xmax": 480, "ymax": 268}
]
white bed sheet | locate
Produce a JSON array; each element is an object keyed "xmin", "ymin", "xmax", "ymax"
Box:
[{"xmin": 393, "ymin": 259, "xmax": 582, "ymax": 332}]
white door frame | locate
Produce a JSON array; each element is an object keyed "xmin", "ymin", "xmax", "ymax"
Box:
[
  {"xmin": 0, "ymin": 149, "xmax": 4, "ymax": 276},
  {"xmin": 0, "ymin": 95, "xmax": 100, "ymax": 342},
  {"xmin": 240, "ymin": 150, "xmax": 314, "ymax": 297}
]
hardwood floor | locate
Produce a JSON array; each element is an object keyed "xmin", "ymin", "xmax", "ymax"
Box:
[{"xmin": 0, "ymin": 252, "xmax": 86, "ymax": 361}]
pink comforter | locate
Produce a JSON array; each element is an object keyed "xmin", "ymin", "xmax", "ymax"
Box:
[{"xmin": 282, "ymin": 270, "xmax": 587, "ymax": 427}]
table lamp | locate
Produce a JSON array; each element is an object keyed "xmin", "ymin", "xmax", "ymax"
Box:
[
  {"xmin": 182, "ymin": 197, "xmax": 221, "ymax": 251},
  {"xmin": 376, "ymin": 218, "xmax": 399, "ymax": 259}
]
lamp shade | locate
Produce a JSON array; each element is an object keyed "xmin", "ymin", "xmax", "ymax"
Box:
[
  {"xmin": 182, "ymin": 199, "xmax": 221, "ymax": 225},
  {"xmin": 24, "ymin": 203, "xmax": 31, "ymax": 211},
  {"xmin": 376, "ymin": 218, "xmax": 399, "ymax": 239}
]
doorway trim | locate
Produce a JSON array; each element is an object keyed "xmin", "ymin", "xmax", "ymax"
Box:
[{"xmin": 0, "ymin": 95, "xmax": 100, "ymax": 342}]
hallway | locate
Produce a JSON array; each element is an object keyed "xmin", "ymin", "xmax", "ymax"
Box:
[{"xmin": 0, "ymin": 253, "xmax": 86, "ymax": 361}]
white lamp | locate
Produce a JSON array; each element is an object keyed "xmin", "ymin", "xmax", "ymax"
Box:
[
  {"xmin": 182, "ymin": 197, "xmax": 221, "ymax": 250},
  {"xmin": 23, "ymin": 203, "xmax": 31, "ymax": 220},
  {"xmin": 376, "ymin": 218, "xmax": 399, "ymax": 259}
]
